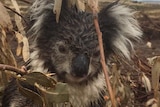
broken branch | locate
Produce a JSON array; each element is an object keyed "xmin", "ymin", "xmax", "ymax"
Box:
[
  {"xmin": 92, "ymin": 7, "xmax": 117, "ymax": 107},
  {"xmin": 0, "ymin": 64, "xmax": 27, "ymax": 75}
]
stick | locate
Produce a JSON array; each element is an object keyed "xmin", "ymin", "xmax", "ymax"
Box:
[
  {"xmin": 0, "ymin": 64, "xmax": 27, "ymax": 75},
  {"xmin": 92, "ymin": 9, "xmax": 117, "ymax": 107}
]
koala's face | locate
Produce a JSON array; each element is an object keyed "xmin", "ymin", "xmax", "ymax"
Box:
[
  {"xmin": 34, "ymin": 8, "xmax": 103, "ymax": 84},
  {"xmin": 50, "ymin": 38, "xmax": 101, "ymax": 84}
]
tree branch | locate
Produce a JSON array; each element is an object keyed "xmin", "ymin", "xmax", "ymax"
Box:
[
  {"xmin": 92, "ymin": 8, "xmax": 117, "ymax": 107},
  {"xmin": 0, "ymin": 64, "xmax": 27, "ymax": 75}
]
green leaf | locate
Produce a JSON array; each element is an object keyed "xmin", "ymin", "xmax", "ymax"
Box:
[
  {"xmin": 36, "ymin": 82, "xmax": 69, "ymax": 105},
  {"xmin": 22, "ymin": 72, "xmax": 57, "ymax": 88},
  {"xmin": 16, "ymin": 72, "xmax": 69, "ymax": 106}
]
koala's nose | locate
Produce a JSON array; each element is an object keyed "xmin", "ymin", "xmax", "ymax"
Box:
[{"xmin": 71, "ymin": 54, "xmax": 90, "ymax": 77}]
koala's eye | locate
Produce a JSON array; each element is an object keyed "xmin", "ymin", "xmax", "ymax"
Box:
[
  {"xmin": 58, "ymin": 45, "xmax": 67, "ymax": 54},
  {"xmin": 93, "ymin": 51, "xmax": 100, "ymax": 57}
]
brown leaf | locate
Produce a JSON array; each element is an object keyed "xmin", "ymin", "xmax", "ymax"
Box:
[
  {"xmin": 11, "ymin": 0, "xmax": 21, "ymax": 13},
  {"xmin": 15, "ymin": 31, "xmax": 23, "ymax": 56},
  {"xmin": 1, "ymin": 27, "xmax": 7, "ymax": 49},
  {"xmin": 22, "ymin": 72, "xmax": 57, "ymax": 87},
  {"xmin": 87, "ymin": 0, "xmax": 99, "ymax": 12},
  {"xmin": 53, "ymin": 0, "xmax": 62, "ymax": 23},
  {"xmin": 148, "ymin": 56, "xmax": 160, "ymax": 90},
  {"xmin": 17, "ymin": 72, "xmax": 69, "ymax": 106},
  {"xmin": 141, "ymin": 73, "xmax": 151, "ymax": 92},
  {"xmin": 0, "ymin": 2, "xmax": 13, "ymax": 30},
  {"xmin": 146, "ymin": 98, "xmax": 157, "ymax": 107},
  {"xmin": 11, "ymin": 0, "xmax": 26, "ymax": 35},
  {"xmin": 12, "ymin": 0, "xmax": 28, "ymax": 60},
  {"xmin": 15, "ymin": 31, "xmax": 29, "ymax": 61},
  {"xmin": 22, "ymin": 36, "xmax": 30, "ymax": 62},
  {"xmin": 14, "ymin": 15, "xmax": 26, "ymax": 35},
  {"xmin": 0, "ymin": 27, "xmax": 17, "ymax": 66},
  {"xmin": 76, "ymin": 0, "xmax": 85, "ymax": 11},
  {"xmin": 147, "ymin": 56, "xmax": 160, "ymax": 103}
]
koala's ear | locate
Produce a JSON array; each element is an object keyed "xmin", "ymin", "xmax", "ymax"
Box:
[{"xmin": 98, "ymin": 2, "xmax": 142, "ymax": 59}]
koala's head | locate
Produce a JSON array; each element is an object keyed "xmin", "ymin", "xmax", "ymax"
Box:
[
  {"xmin": 50, "ymin": 36, "xmax": 101, "ymax": 84},
  {"xmin": 29, "ymin": 1, "xmax": 142, "ymax": 84},
  {"xmin": 29, "ymin": 5, "xmax": 103, "ymax": 84},
  {"xmin": 45, "ymin": 10, "xmax": 102, "ymax": 84}
]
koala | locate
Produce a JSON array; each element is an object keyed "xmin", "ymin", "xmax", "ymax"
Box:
[{"xmin": 2, "ymin": 0, "xmax": 142, "ymax": 107}]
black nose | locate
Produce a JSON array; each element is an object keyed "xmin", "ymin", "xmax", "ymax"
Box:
[{"xmin": 71, "ymin": 54, "xmax": 90, "ymax": 77}]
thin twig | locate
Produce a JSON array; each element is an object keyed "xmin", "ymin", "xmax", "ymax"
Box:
[
  {"xmin": 0, "ymin": 64, "xmax": 27, "ymax": 75},
  {"xmin": 92, "ymin": 8, "xmax": 117, "ymax": 107},
  {"xmin": 4, "ymin": 5, "xmax": 28, "ymax": 25}
]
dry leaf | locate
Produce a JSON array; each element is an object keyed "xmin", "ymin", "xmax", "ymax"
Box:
[
  {"xmin": 87, "ymin": 0, "xmax": 99, "ymax": 12},
  {"xmin": 146, "ymin": 98, "xmax": 157, "ymax": 107},
  {"xmin": 147, "ymin": 56, "xmax": 160, "ymax": 90},
  {"xmin": 11, "ymin": 0, "xmax": 21, "ymax": 13},
  {"xmin": 22, "ymin": 36, "xmax": 30, "ymax": 62},
  {"xmin": 152, "ymin": 103, "xmax": 158, "ymax": 107},
  {"xmin": 0, "ymin": 1, "xmax": 13, "ymax": 30},
  {"xmin": 146, "ymin": 41, "xmax": 152, "ymax": 48},
  {"xmin": 22, "ymin": 72, "xmax": 56, "ymax": 87},
  {"xmin": 151, "ymin": 58, "xmax": 160, "ymax": 91},
  {"xmin": 147, "ymin": 56, "xmax": 158, "ymax": 66},
  {"xmin": 15, "ymin": 31, "xmax": 23, "ymax": 56},
  {"xmin": 11, "ymin": 0, "xmax": 26, "ymax": 35},
  {"xmin": 0, "ymin": 27, "xmax": 17, "ymax": 66},
  {"xmin": 141, "ymin": 73, "xmax": 151, "ymax": 92},
  {"xmin": 17, "ymin": 72, "xmax": 69, "ymax": 106},
  {"xmin": 14, "ymin": 15, "xmax": 26, "ymax": 35},
  {"xmin": 1, "ymin": 27, "xmax": 7, "ymax": 48},
  {"xmin": 53, "ymin": 0, "xmax": 62, "ymax": 23},
  {"xmin": 11, "ymin": 0, "xmax": 28, "ymax": 60},
  {"xmin": 15, "ymin": 31, "xmax": 30, "ymax": 61},
  {"xmin": 148, "ymin": 56, "xmax": 160, "ymax": 106},
  {"xmin": 76, "ymin": 0, "xmax": 85, "ymax": 11}
]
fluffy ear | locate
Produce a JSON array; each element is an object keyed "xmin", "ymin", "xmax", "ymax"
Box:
[{"xmin": 98, "ymin": 2, "xmax": 142, "ymax": 59}]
